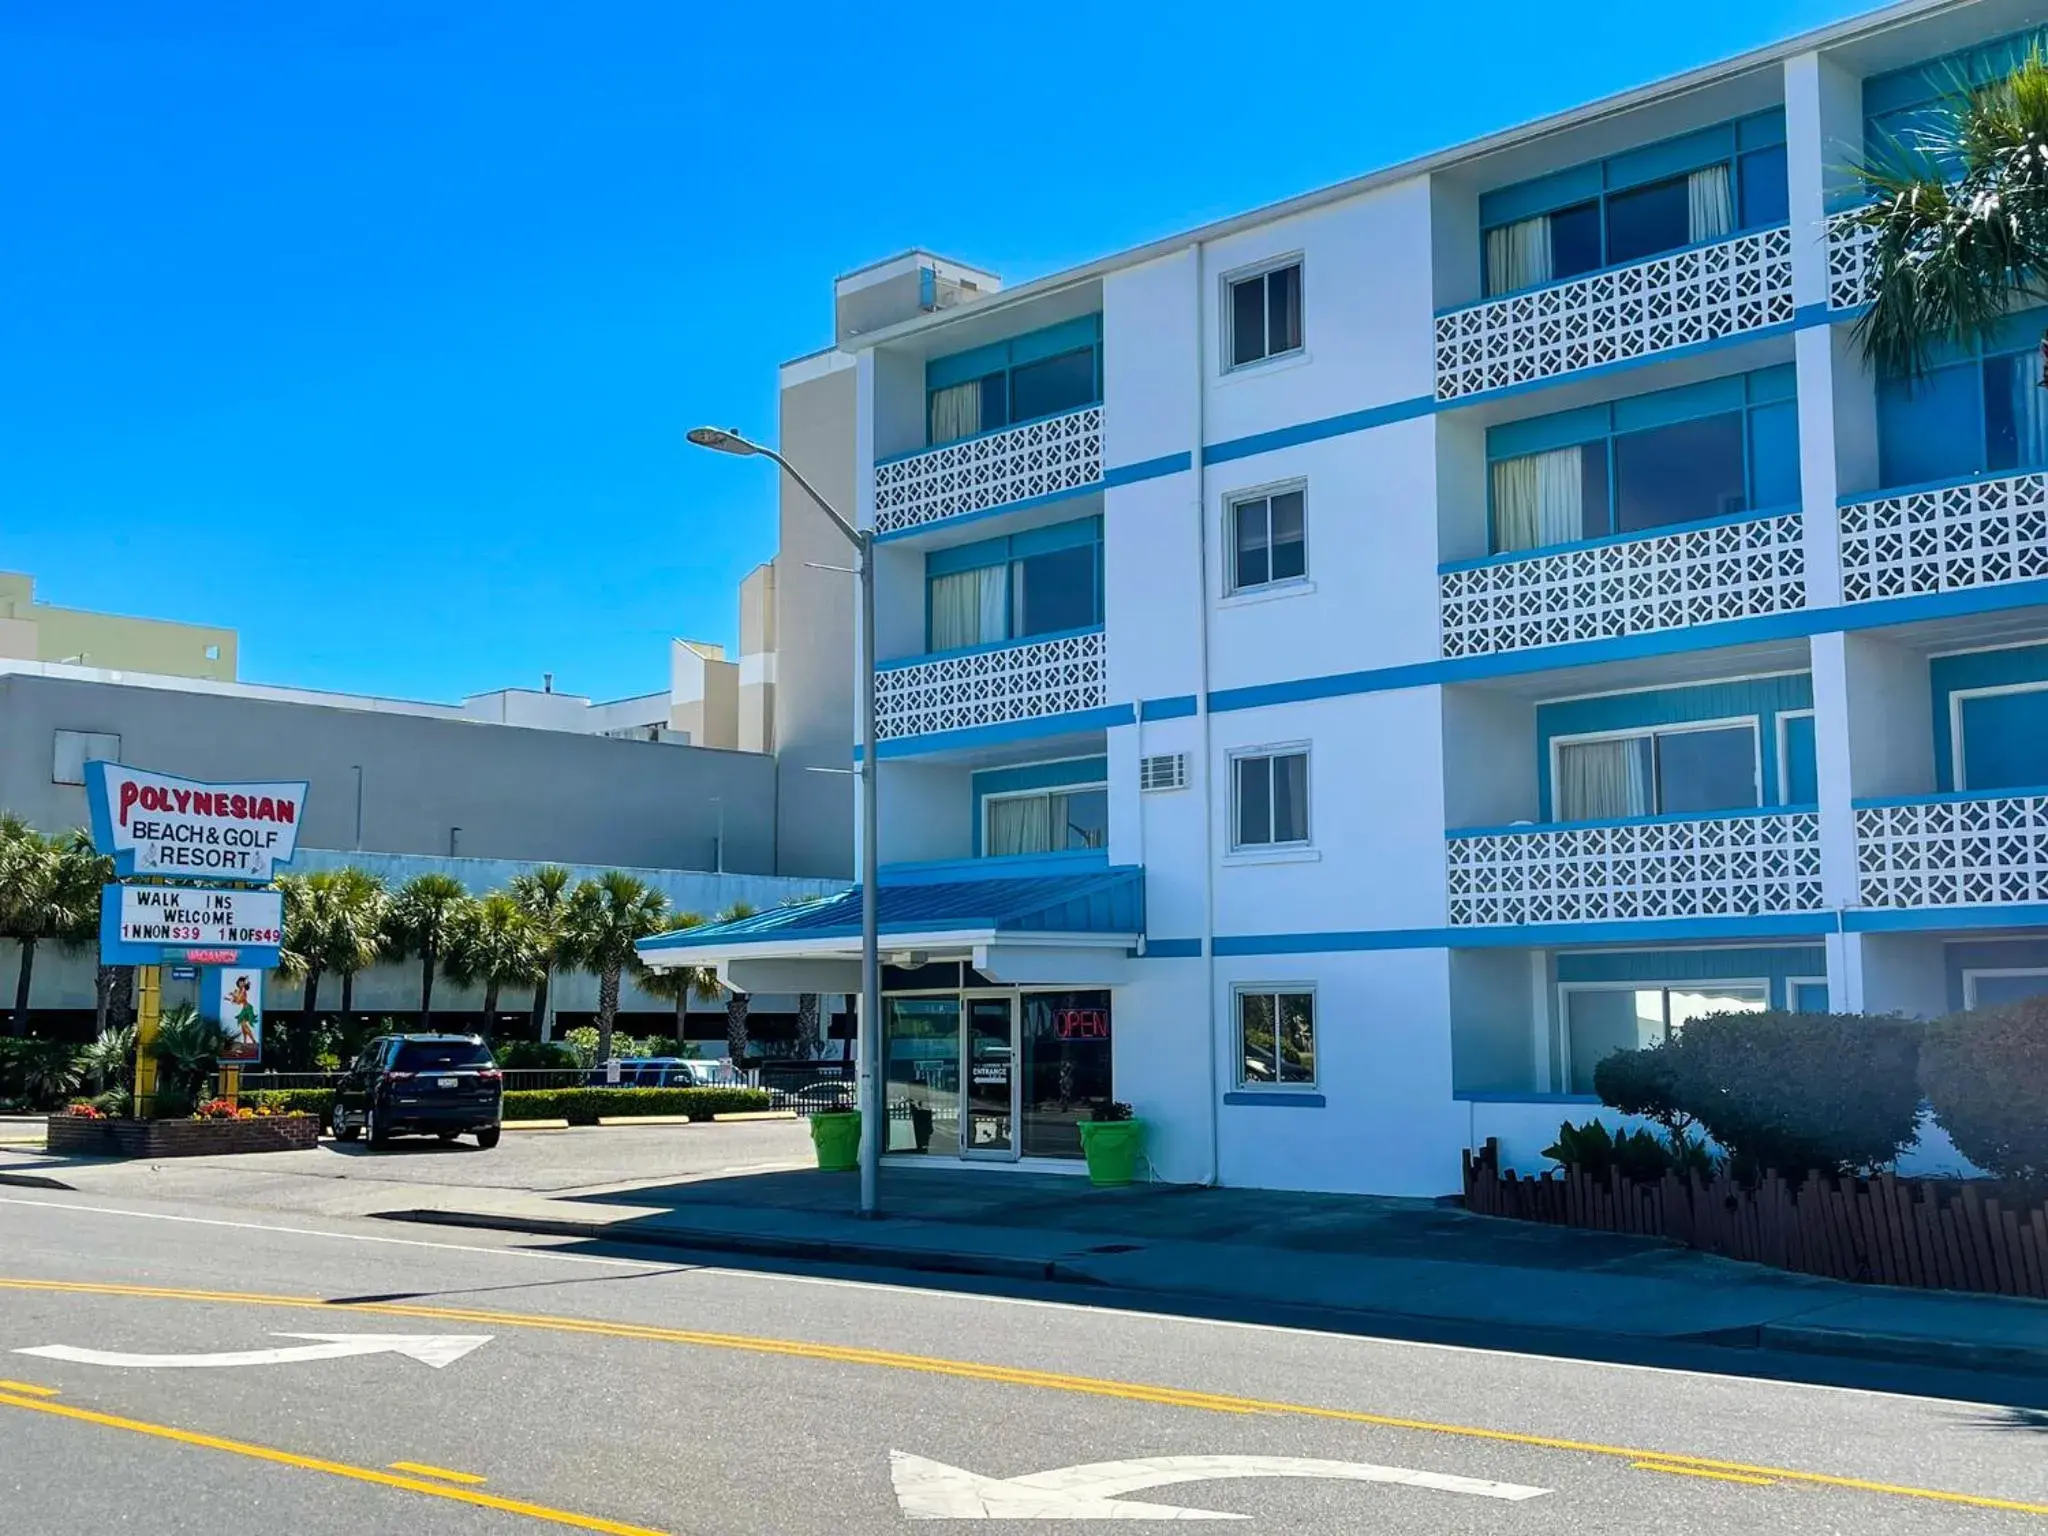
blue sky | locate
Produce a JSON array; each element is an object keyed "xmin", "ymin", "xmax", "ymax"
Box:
[{"xmin": 2, "ymin": 0, "xmax": 1869, "ymax": 704}]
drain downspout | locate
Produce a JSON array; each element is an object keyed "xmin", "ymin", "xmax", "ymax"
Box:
[{"xmin": 1192, "ymin": 241, "xmax": 1220, "ymax": 1190}]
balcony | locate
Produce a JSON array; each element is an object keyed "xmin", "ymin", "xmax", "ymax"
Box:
[
  {"xmin": 1446, "ymin": 807, "xmax": 1823, "ymax": 927},
  {"xmin": 873, "ymin": 628, "xmax": 1107, "ymax": 743},
  {"xmin": 1432, "ymin": 226, "xmax": 1794, "ymax": 403},
  {"xmin": 1827, "ymin": 210, "xmax": 1876, "ymax": 310},
  {"xmin": 1439, "ymin": 510, "xmax": 1806, "ymax": 660},
  {"xmin": 1838, "ymin": 471, "xmax": 2048, "ymax": 604},
  {"xmin": 1856, "ymin": 789, "xmax": 2048, "ymax": 909},
  {"xmin": 873, "ymin": 406, "xmax": 1103, "ymax": 538}
]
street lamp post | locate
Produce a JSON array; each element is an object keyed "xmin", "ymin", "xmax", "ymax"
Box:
[{"xmin": 687, "ymin": 426, "xmax": 882, "ymax": 1219}]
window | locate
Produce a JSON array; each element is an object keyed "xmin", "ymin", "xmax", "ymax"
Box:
[
  {"xmin": 1878, "ymin": 342, "xmax": 2048, "ymax": 488},
  {"xmin": 391, "ymin": 1039, "xmax": 495, "ymax": 1071},
  {"xmin": 203, "ymin": 643, "xmax": 221, "ymax": 661},
  {"xmin": 1612, "ymin": 413, "xmax": 1747, "ymax": 532},
  {"xmin": 1232, "ymin": 749, "xmax": 1309, "ymax": 849},
  {"xmin": 925, "ymin": 518, "xmax": 1102, "ymax": 652},
  {"xmin": 1236, "ymin": 988, "xmax": 1316, "ymax": 1087},
  {"xmin": 1554, "ymin": 723, "xmax": 1757, "ymax": 821},
  {"xmin": 984, "ymin": 786, "xmax": 1108, "ymax": 857},
  {"xmin": 52, "ymin": 730, "xmax": 119, "ymax": 786},
  {"xmin": 1561, "ymin": 982, "xmax": 1765, "ymax": 1094},
  {"xmin": 1963, "ymin": 970, "xmax": 2048, "ymax": 1009},
  {"xmin": 1008, "ymin": 348, "xmax": 1096, "ymax": 423},
  {"xmin": 1227, "ymin": 486, "xmax": 1307, "ymax": 592},
  {"xmin": 1954, "ymin": 684, "xmax": 2048, "ymax": 791},
  {"xmin": 924, "ymin": 315, "xmax": 1101, "ymax": 446},
  {"xmin": 1226, "ymin": 260, "xmax": 1303, "ymax": 369}
]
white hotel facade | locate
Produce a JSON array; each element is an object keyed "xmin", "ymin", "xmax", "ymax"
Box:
[{"xmin": 646, "ymin": 0, "xmax": 2048, "ymax": 1195}]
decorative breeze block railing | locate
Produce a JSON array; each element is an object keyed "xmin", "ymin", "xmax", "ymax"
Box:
[
  {"xmin": 1827, "ymin": 211, "xmax": 1876, "ymax": 310},
  {"xmin": 1446, "ymin": 810, "xmax": 1823, "ymax": 926},
  {"xmin": 874, "ymin": 630, "xmax": 1107, "ymax": 742},
  {"xmin": 1856, "ymin": 793, "xmax": 2048, "ymax": 908},
  {"xmin": 874, "ymin": 406, "xmax": 1103, "ymax": 536},
  {"xmin": 1439, "ymin": 512, "xmax": 1806, "ymax": 659},
  {"xmin": 1433, "ymin": 226, "xmax": 1794, "ymax": 402},
  {"xmin": 1838, "ymin": 472, "xmax": 2048, "ymax": 603}
]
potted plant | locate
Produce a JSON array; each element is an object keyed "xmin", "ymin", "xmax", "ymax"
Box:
[
  {"xmin": 808, "ymin": 1093, "xmax": 861, "ymax": 1172},
  {"xmin": 1077, "ymin": 1101, "xmax": 1145, "ymax": 1188}
]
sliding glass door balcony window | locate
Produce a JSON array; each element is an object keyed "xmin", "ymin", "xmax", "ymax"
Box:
[
  {"xmin": 925, "ymin": 517, "xmax": 1103, "ymax": 654},
  {"xmin": 1478, "ymin": 113, "xmax": 1787, "ymax": 298},
  {"xmin": 983, "ymin": 786, "xmax": 1108, "ymax": 857},
  {"xmin": 1554, "ymin": 723, "xmax": 1759, "ymax": 822},
  {"xmin": 924, "ymin": 315, "xmax": 1103, "ymax": 448},
  {"xmin": 1486, "ymin": 365, "xmax": 1797, "ymax": 556},
  {"xmin": 1878, "ymin": 332, "xmax": 2048, "ymax": 488},
  {"xmin": 1561, "ymin": 982, "xmax": 1766, "ymax": 1094}
]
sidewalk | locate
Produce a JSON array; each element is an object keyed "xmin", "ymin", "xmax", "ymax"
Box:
[{"xmin": 374, "ymin": 1161, "xmax": 2048, "ymax": 1377}]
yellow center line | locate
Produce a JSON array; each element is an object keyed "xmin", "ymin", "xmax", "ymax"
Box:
[
  {"xmin": 390, "ymin": 1460, "xmax": 488, "ymax": 1485},
  {"xmin": 0, "ymin": 1391, "xmax": 662, "ymax": 1535},
  {"xmin": 0, "ymin": 1379, "xmax": 59, "ymax": 1396},
  {"xmin": 4, "ymin": 1276, "xmax": 2044, "ymax": 1518},
  {"xmin": 1635, "ymin": 1461, "xmax": 1778, "ymax": 1487}
]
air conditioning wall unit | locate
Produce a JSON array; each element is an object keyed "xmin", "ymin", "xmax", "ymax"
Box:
[{"xmin": 1140, "ymin": 752, "xmax": 1187, "ymax": 793}]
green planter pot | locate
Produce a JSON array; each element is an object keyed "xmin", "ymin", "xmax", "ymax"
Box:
[
  {"xmin": 1077, "ymin": 1118, "xmax": 1146, "ymax": 1187},
  {"xmin": 809, "ymin": 1110, "xmax": 861, "ymax": 1172}
]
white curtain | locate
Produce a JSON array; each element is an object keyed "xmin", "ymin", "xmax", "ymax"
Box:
[
  {"xmin": 929, "ymin": 381, "xmax": 981, "ymax": 445},
  {"xmin": 988, "ymin": 794, "xmax": 1055, "ymax": 857},
  {"xmin": 2010, "ymin": 358, "xmax": 2048, "ymax": 467},
  {"xmin": 1558, "ymin": 737, "xmax": 1653, "ymax": 821},
  {"xmin": 1492, "ymin": 447, "xmax": 1584, "ymax": 553},
  {"xmin": 1688, "ymin": 165, "xmax": 1734, "ymax": 244},
  {"xmin": 929, "ymin": 565, "xmax": 1007, "ymax": 651},
  {"xmin": 1485, "ymin": 215, "xmax": 1552, "ymax": 297}
]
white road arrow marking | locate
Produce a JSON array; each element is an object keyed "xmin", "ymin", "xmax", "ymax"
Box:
[
  {"xmin": 890, "ymin": 1451, "xmax": 1551, "ymax": 1519},
  {"xmin": 15, "ymin": 1333, "xmax": 491, "ymax": 1371}
]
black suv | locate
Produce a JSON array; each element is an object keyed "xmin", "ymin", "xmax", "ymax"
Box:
[{"xmin": 331, "ymin": 1034, "xmax": 503, "ymax": 1149}]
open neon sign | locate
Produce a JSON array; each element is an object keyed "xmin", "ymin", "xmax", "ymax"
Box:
[{"xmin": 1054, "ymin": 1008, "xmax": 1108, "ymax": 1040}]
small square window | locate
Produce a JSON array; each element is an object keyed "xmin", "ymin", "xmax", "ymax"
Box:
[
  {"xmin": 1226, "ymin": 260, "xmax": 1303, "ymax": 369},
  {"xmin": 1231, "ymin": 749, "xmax": 1309, "ymax": 848},
  {"xmin": 204, "ymin": 643, "xmax": 221, "ymax": 661},
  {"xmin": 1228, "ymin": 486, "xmax": 1307, "ymax": 592},
  {"xmin": 53, "ymin": 729, "xmax": 120, "ymax": 786},
  {"xmin": 1236, "ymin": 988, "xmax": 1316, "ymax": 1087}
]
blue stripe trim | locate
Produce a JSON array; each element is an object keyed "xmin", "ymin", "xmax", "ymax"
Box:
[
  {"xmin": 1103, "ymin": 451, "xmax": 1191, "ymax": 487},
  {"xmin": 873, "ymin": 482, "xmax": 1104, "ymax": 545},
  {"xmin": 1213, "ymin": 913, "xmax": 1837, "ymax": 955},
  {"xmin": 1453, "ymin": 1091, "xmax": 1603, "ymax": 1105},
  {"xmin": 1845, "ymin": 904, "xmax": 2048, "ymax": 933},
  {"xmin": 1205, "ymin": 396, "xmax": 1436, "ymax": 465},
  {"xmin": 1451, "ymin": 804, "xmax": 1816, "ymax": 839},
  {"xmin": 870, "ymin": 704, "xmax": 1135, "ymax": 760},
  {"xmin": 1137, "ymin": 937, "xmax": 1202, "ymax": 958},
  {"xmin": 1139, "ymin": 695, "xmax": 1198, "ymax": 721},
  {"xmin": 1207, "ymin": 578, "xmax": 2048, "ymax": 714},
  {"xmin": 1855, "ymin": 785, "xmax": 2048, "ymax": 808},
  {"xmin": 1438, "ymin": 505, "xmax": 1795, "ymax": 575},
  {"xmin": 1222, "ymin": 1091, "xmax": 1326, "ymax": 1108}
]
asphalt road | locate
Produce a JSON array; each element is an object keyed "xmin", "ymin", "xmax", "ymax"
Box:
[{"xmin": 0, "ymin": 1189, "xmax": 2043, "ymax": 1534}]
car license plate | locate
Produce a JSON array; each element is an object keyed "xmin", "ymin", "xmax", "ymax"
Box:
[{"xmin": 438, "ymin": 1076, "xmax": 459, "ymax": 1088}]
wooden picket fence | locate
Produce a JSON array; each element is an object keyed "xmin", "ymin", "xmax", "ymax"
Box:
[{"xmin": 1463, "ymin": 1138, "xmax": 2048, "ymax": 1299}]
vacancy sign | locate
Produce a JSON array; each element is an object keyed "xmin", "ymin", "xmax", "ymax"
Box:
[
  {"xmin": 99, "ymin": 885, "xmax": 285, "ymax": 969},
  {"xmin": 84, "ymin": 762, "xmax": 307, "ymax": 882}
]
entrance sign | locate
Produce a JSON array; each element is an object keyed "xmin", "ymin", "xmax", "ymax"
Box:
[
  {"xmin": 100, "ymin": 885, "xmax": 284, "ymax": 969},
  {"xmin": 84, "ymin": 762, "xmax": 307, "ymax": 882},
  {"xmin": 214, "ymin": 968, "xmax": 264, "ymax": 1065}
]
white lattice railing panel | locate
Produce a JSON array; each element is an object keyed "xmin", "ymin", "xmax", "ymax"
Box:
[
  {"xmin": 874, "ymin": 406, "xmax": 1103, "ymax": 536},
  {"xmin": 1433, "ymin": 227, "xmax": 1793, "ymax": 402},
  {"xmin": 1838, "ymin": 472, "xmax": 2048, "ymax": 603},
  {"xmin": 874, "ymin": 630, "xmax": 1107, "ymax": 742},
  {"xmin": 1856, "ymin": 794, "xmax": 2048, "ymax": 908},
  {"xmin": 1439, "ymin": 512, "xmax": 1805, "ymax": 659},
  {"xmin": 1827, "ymin": 210, "xmax": 1876, "ymax": 310},
  {"xmin": 1446, "ymin": 810, "xmax": 1823, "ymax": 926}
]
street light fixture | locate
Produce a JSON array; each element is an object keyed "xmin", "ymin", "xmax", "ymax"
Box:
[{"xmin": 688, "ymin": 424, "xmax": 883, "ymax": 1219}]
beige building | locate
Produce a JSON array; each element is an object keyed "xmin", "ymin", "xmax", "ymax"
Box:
[{"xmin": 0, "ymin": 571, "xmax": 237, "ymax": 681}]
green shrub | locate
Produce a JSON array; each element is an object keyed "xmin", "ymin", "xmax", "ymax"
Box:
[
  {"xmin": 502, "ymin": 1087, "xmax": 772, "ymax": 1125},
  {"xmin": 1922, "ymin": 996, "xmax": 2048, "ymax": 1186},
  {"xmin": 1666, "ymin": 1010, "xmax": 1923, "ymax": 1177},
  {"xmin": 494, "ymin": 1040, "xmax": 580, "ymax": 1070},
  {"xmin": 1592, "ymin": 1047, "xmax": 1693, "ymax": 1138},
  {"xmin": 247, "ymin": 1089, "xmax": 336, "ymax": 1119},
  {"xmin": 1544, "ymin": 1119, "xmax": 1677, "ymax": 1181}
]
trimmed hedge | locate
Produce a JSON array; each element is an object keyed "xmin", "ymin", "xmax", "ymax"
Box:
[
  {"xmin": 503, "ymin": 1087, "xmax": 772, "ymax": 1125},
  {"xmin": 1923, "ymin": 995, "xmax": 2048, "ymax": 1186},
  {"xmin": 248, "ymin": 1089, "xmax": 335, "ymax": 1118}
]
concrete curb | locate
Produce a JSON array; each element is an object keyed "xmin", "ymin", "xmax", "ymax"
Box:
[
  {"xmin": 1755, "ymin": 1322, "xmax": 2048, "ymax": 1376},
  {"xmin": 503, "ymin": 1120, "xmax": 571, "ymax": 1131},
  {"xmin": 0, "ymin": 1170, "xmax": 74, "ymax": 1191}
]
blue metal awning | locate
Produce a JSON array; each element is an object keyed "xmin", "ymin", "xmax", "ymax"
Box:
[{"xmin": 638, "ymin": 865, "xmax": 1143, "ymax": 961}]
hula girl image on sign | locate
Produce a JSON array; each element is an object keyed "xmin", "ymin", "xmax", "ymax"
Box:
[{"xmin": 216, "ymin": 971, "xmax": 263, "ymax": 1063}]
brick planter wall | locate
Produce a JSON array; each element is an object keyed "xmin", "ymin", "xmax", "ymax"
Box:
[{"xmin": 47, "ymin": 1115, "xmax": 320, "ymax": 1159}]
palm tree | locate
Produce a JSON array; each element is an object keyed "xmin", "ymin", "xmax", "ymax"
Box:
[
  {"xmin": 325, "ymin": 868, "xmax": 388, "ymax": 1020},
  {"xmin": 445, "ymin": 892, "xmax": 541, "ymax": 1030},
  {"xmin": 794, "ymin": 993, "xmax": 823, "ymax": 1060},
  {"xmin": 639, "ymin": 912, "xmax": 724, "ymax": 1042},
  {"xmin": 382, "ymin": 873, "xmax": 469, "ymax": 1027},
  {"xmin": 0, "ymin": 821, "xmax": 101, "ymax": 1037},
  {"xmin": 508, "ymin": 865, "xmax": 572, "ymax": 1039},
  {"xmin": 715, "ymin": 902, "xmax": 757, "ymax": 1062},
  {"xmin": 56, "ymin": 829, "xmax": 120, "ymax": 1037},
  {"xmin": 275, "ymin": 871, "xmax": 331, "ymax": 1018},
  {"xmin": 1847, "ymin": 44, "xmax": 2048, "ymax": 379},
  {"xmin": 561, "ymin": 872, "xmax": 669, "ymax": 1064}
]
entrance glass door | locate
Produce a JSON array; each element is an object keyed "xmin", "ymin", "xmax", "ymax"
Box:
[{"xmin": 961, "ymin": 994, "xmax": 1017, "ymax": 1159}]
